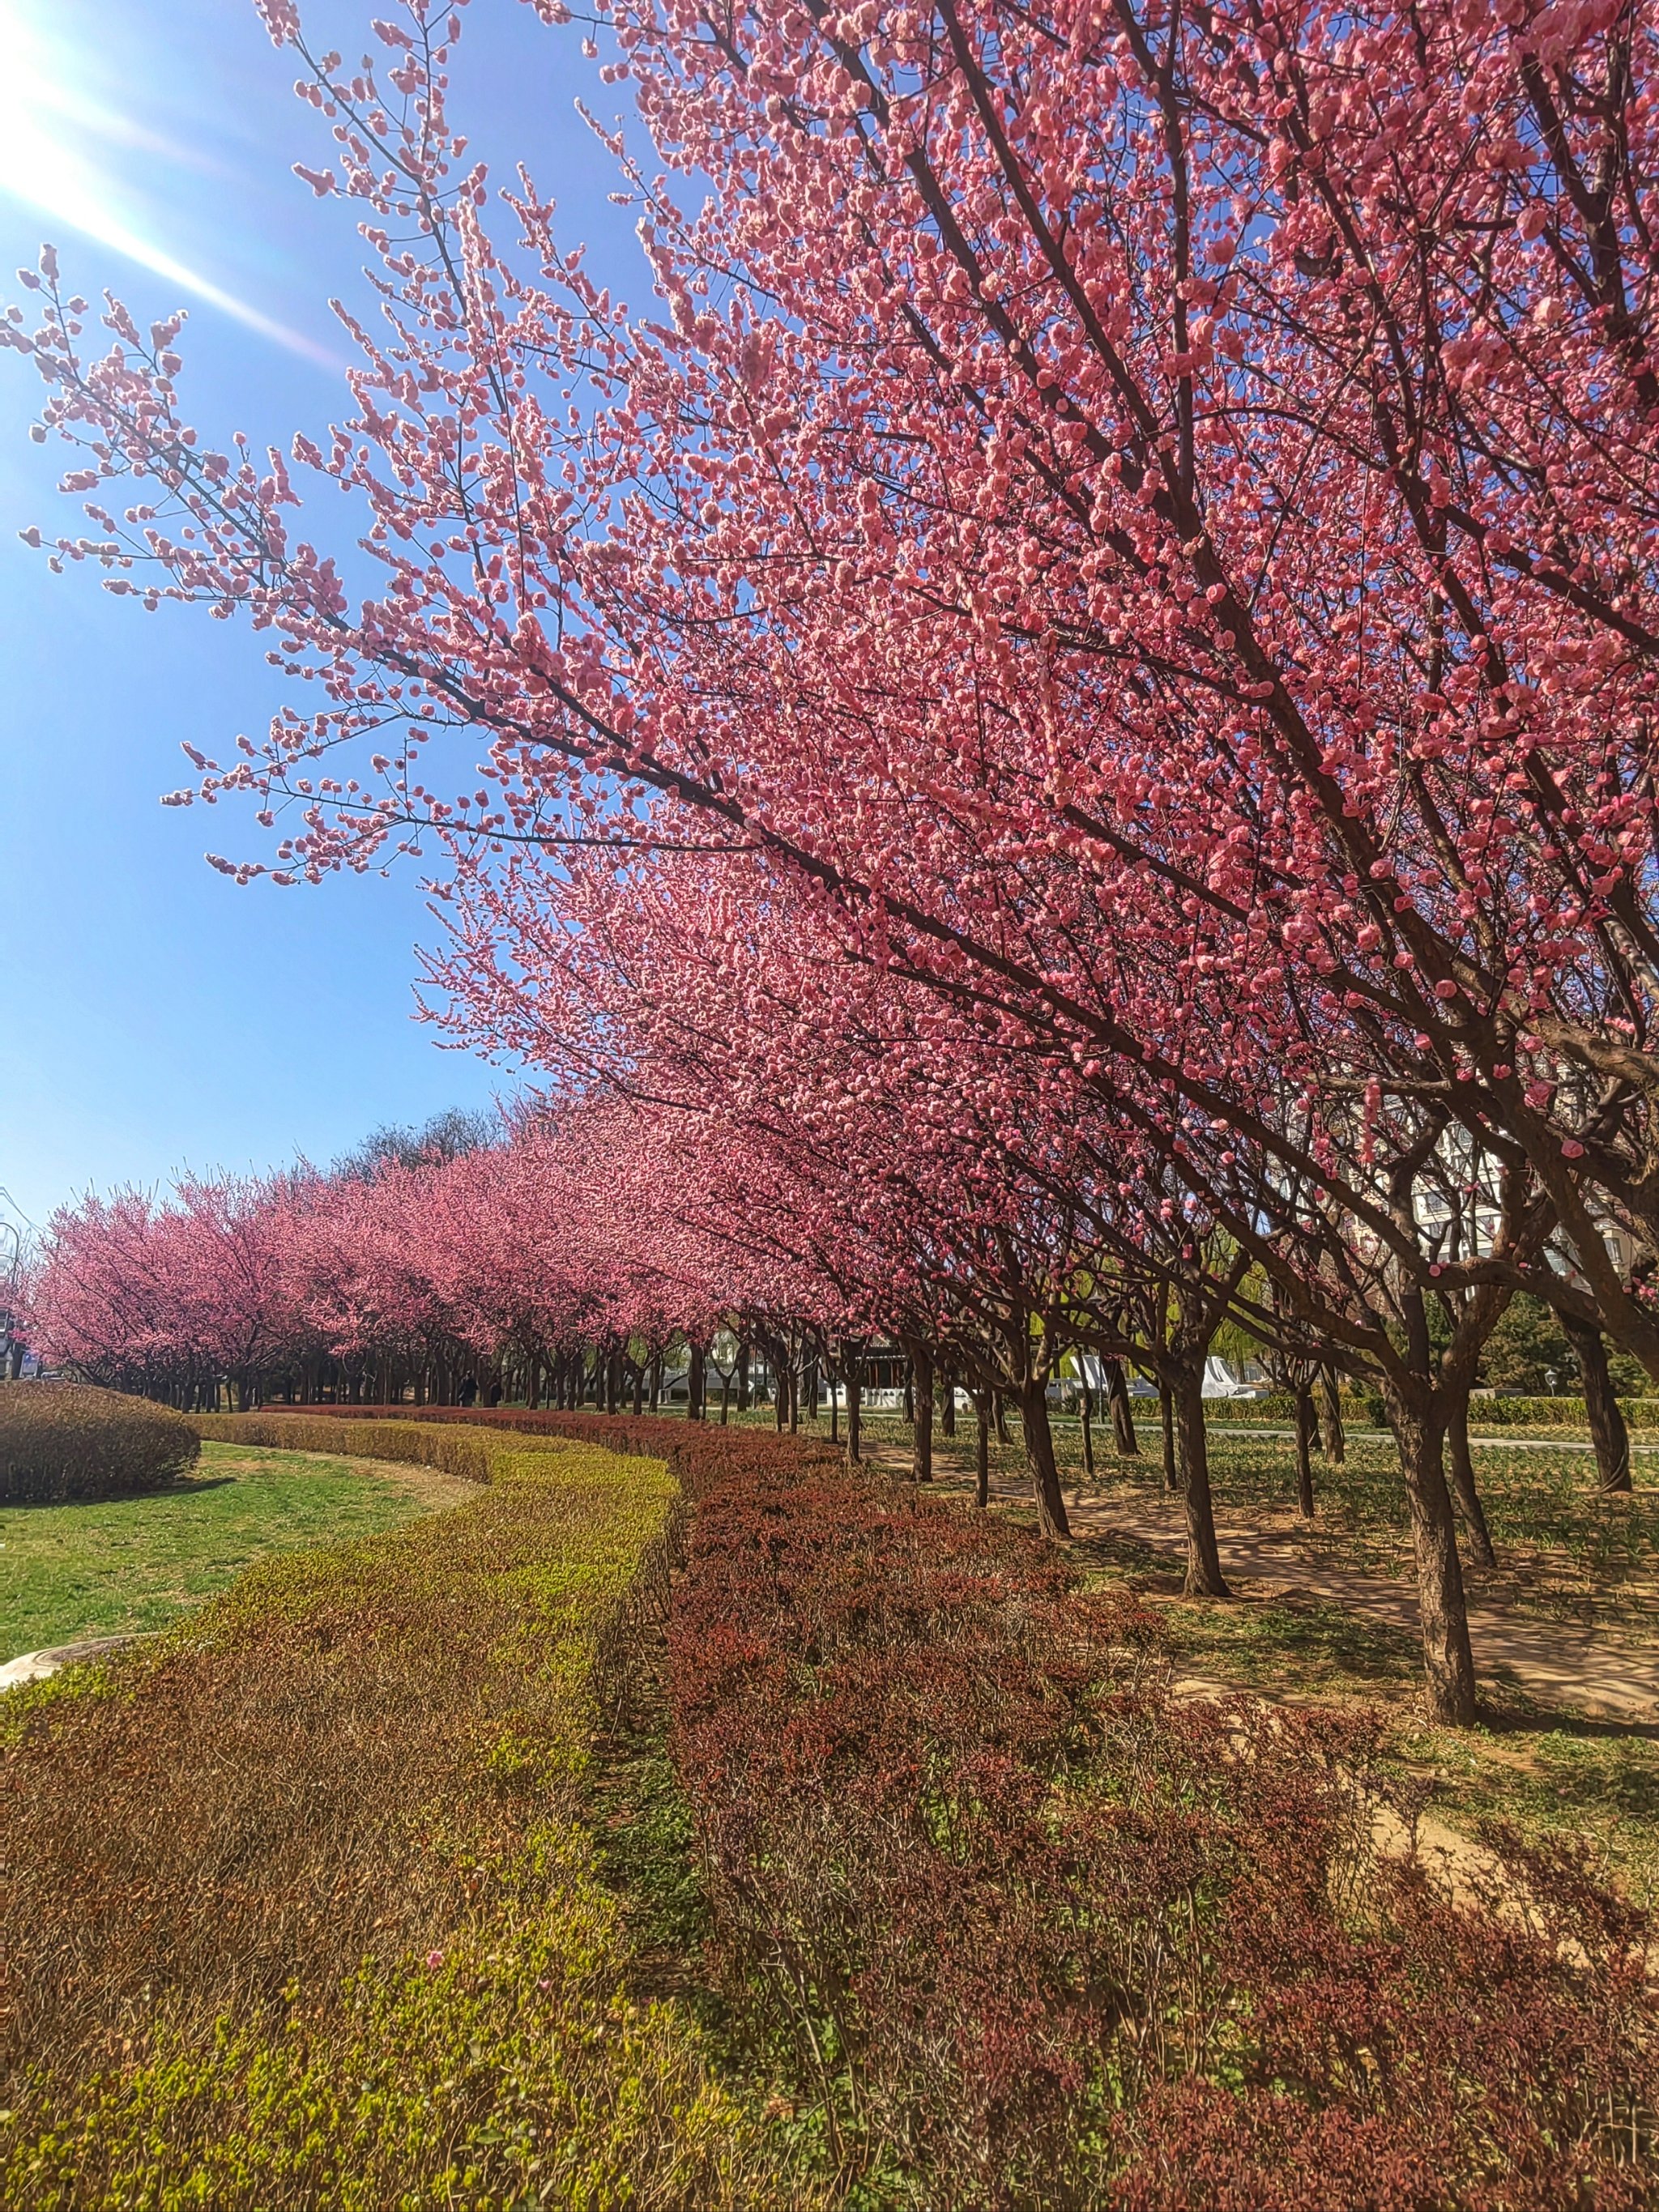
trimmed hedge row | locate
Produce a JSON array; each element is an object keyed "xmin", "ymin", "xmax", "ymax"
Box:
[
  {"xmin": 1, "ymin": 1383, "xmax": 198, "ymax": 1503},
  {"xmin": 205, "ymin": 1401, "xmax": 845, "ymax": 1490},
  {"xmin": 193, "ymin": 1408, "xmax": 492, "ymax": 1483},
  {"xmin": 668, "ymin": 1456, "xmax": 1659, "ymax": 2207},
  {"xmin": 2, "ymin": 1421, "xmax": 788, "ymax": 2210},
  {"xmin": 1213, "ymin": 1390, "xmax": 1659, "ymax": 1430}
]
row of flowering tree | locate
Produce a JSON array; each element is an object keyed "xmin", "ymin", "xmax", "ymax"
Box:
[{"xmin": 10, "ymin": 0, "xmax": 1658, "ymax": 1729}]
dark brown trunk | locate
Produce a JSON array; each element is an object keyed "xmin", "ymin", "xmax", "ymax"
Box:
[
  {"xmin": 737, "ymin": 1343, "xmax": 752, "ymax": 1413},
  {"xmin": 688, "ymin": 1341, "xmax": 706, "ymax": 1422},
  {"xmin": 1382, "ymin": 1390, "xmax": 1480, "ymax": 1726},
  {"xmin": 1173, "ymin": 1366, "xmax": 1228, "ymax": 1596},
  {"xmin": 633, "ymin": 1362, "xmax": 645, "ymax": 1417},
  {"xmin": 1319, "ymin": 1366, "xmax": 1346, "ymax": 1464},
  {"xmin": 994, "ymin": 1392, "xmax": 1010, "ymax": 1446},
  {"xmin": 1293, "ymin": 1387, "xmax": 1316, "ymax": 1519},
  {"xmin": 1106, "ymin": 1360, "xmax": 1140, "ymax": 1455},
  {"xmin": 1019, "ymin": 1380, "xmax": 1071, "ymax": 1538},
  {"xmin": 1446, "ymin": 1396, "xmax": 1497, "ymax": 1567},
  {"xmin": 847, "ymin": 1346, "xmax": 862, "ymax": 1464},
  {"xmin": 829, "ymin": 1361, "xmax": 840, "ymax": 1444},
  {"xmin": 1080, "ymin": 1385, "xmax": 1096, "ymax": 1480},
  {"xmin": 1158, "ymin": 1381, "xmax": 1178, "ymax": 1490},
  {"xmin": 911, "ymin": 1341, "xmax": 934, "ymax": 1482},
  {"xmin": 975, "ymin": 1395, "xmax": 990, "ymax": 1508},
  {"xmin": 940, "ymin": 1363, "xmax": 956, "ymax": 1438},
  {"xmin": 1562, "ymin": 1311, "xmax": 1632, "ymax": 1494}
]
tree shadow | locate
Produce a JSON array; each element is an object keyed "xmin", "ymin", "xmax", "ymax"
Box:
[{"xmin": 2, "ymin": 1476, "xmax": 237, "ymax": 1512}]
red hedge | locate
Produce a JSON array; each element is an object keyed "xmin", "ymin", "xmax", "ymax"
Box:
[{"xmin": 665, "ymin": 1459, "xmax": 1657, "ymax": 2208}]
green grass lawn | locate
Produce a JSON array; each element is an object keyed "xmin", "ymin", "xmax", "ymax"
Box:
[{"xmin": 2, "ymin": 1440, "xmax": 467, "ymax": 1658}]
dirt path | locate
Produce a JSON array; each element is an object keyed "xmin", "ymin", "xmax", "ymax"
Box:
[{"xmin": 865, "ymin": 1442, "xmax": 1659, "ymax": 1724}]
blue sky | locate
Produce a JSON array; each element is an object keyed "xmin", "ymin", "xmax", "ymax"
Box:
[{"xmin": 0, "ymin": 0, "xmax": 644, "ymax": 1229}]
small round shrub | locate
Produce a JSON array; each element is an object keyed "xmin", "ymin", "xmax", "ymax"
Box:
[{"xmin": 0, "ymin": 1384, "xmax": 199, "ymax": 1504}]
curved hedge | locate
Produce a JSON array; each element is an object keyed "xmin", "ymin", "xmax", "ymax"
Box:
[
  {"xmin": 2, "ymin": 1421, "xmax": 787, "ymax": 2210},
  {"xmin": 0, "ymin": 1383, "xmax": 198, "ymax": 1503}
]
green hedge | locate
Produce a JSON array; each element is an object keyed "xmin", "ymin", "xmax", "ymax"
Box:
[
  {"xmin": 1205, "ymin": 1390, "xmax": 1659, "ymax": 1430},
  {"xmin": 1, "ymin": 1383, "xmax": 198, "ymax": 1503},
  {"xmin": 191, "ymin": 1409, "xmax": 491, "ymax": 1483},
  {"xmin": 3, "ymin": 1420, "xmax": 789, "ymax": 2210}
]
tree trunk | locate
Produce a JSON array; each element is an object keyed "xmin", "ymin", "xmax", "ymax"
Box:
[
  {"xmin": 846, "ymin": 1346, "xmax": 862, "ymax": 1465},
  {"xmin": 940, "ymin": 1363, "xmax": 956, "ymax": 1438},
  {"xmin": 737, "ymin": 1343, "xmax": 752, "ymax": 1413},
  {"xmin": 1444, "ymin": 1393, "xmax": 1497, "ymax": 1567},
  {"xmin": 903, "ymin": 1363, "xmax": 915, "ymax": 1426},
  {"xmin": 1080, "ymin": 1385, "xmax": 1096, "ymax": 1480},
  {"xmin": 975, "ymin": 1394, "xmax": 990, "ymax": 1508},
  {"xmin": 994, "ymin": 1392, "xmax": 1010, "ymax": 1446},
  {"xmin": 633, "ymin": 1362, "xmax": 645, "ymax": 1417},
  {"xmin": 1562, "ymin": 1311, "xmax": 1632, "ymax": 1494},
  {"xmin": 1158, "ymin": 1381, "xmax": 1178, "ymax": 1490},
  {"xmin": 1293, "ymin": 1386, "xmax": 1316, "ymax": 1518},
  {"xmin": 720, "ymin": 1371, "xmax": 732, "ymax": 1424},
  {"xmin": 911, "ymin": 1341, "xmax": 934, "ymax": 1482},
  {"xmin": 1106, "ymin": 1360, "xmax": 1140, "ymax": 1456},
  {"xmin": 1383, "ymin": 1392, "xmax": 1480, "ymax": 1726},
  {"xmin": 1319, "ymin": 1366, "xmax": 1346, "ymax": 1464},
  {"xmin": 829, "ymin": 1362, "xmax": 840, "ymax": 1444},
  {"xmin": 1019, "ymin": 1379, "xmax": 1071, "ymax": 1539},
  {"xmin": 688, "ymin": 1340, "xmax": 706, "ymax": 1422},
  {"xmin": 1172, "ymin": 1365, "xmax": 1229, "ymax": 1596}
]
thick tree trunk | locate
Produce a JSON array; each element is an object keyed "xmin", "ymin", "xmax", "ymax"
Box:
[
  {"xmin": 1080, "ymin": 1385, "xmax": 1096, "ymax": 1481},
  {"xmin": 1319, "ymin": 1366, "xmax": 1346, "ymax": 1464},
  {"xmin": 847, "ymin": 1346, "xmax": 862, "ymax": 1464},
  {"xmin": 1019, "ymin": 1380, "xmax": 1071, "ymax": 1539},
  {"xmin": 650, "ymin": 1353, "xmax": 662, "ymax": 1413},
  {"xmin": 975, "ymin": 1395, "xmax": 990, "ymax": 1508},
  {"xmin": 720, "ymin": 1371, "xmax": 732, "ymax": 1424},
  {"xmin": 1562, "ymin": 1311, "xmax": 1632, "ymax": 1494},
  {"xmin": 1172, "ymin": 1366, "xmax": 1229, "ymax": 1596},
  {"xmin": 633, "ymin": 1362, "xmax": 645, "ymax": 1417},
  {"xmin": 829, "ymin": 1362, "xmax": 840, "ymax": 1444},
  {"xmin": 688, "ymin": 1340, "xmax": 706, "ymax": 1422},
  {"xmin": 1293, "ymin": 1386, "xmax": 1316, "ymax": 1518},
  {"xmin": 1446, "ymin": 1395, "xmax": 1497, "ymax": 1567},
  {"xmin": 1383, "ymin": 1392, "xmax": 1480, "ymax": 1726},
  {"xmin": 1106, "ymin": 1360, "xmax": 1140, "ymax": 1456},
  {"xmin": 911, "ymin": 1341, "xmax": 934, "ymax": 1482},
  {"xmin": 940, "ymin": 1363, "xmax": 956, "ymax": 1439},
  {"xmin": 737, "ymin": 1343, "xmax": 752, "ymax": 1413}
]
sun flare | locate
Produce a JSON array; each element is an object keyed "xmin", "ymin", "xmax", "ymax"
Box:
[{"xmin": 0, "ymin": 0, "xmax": 335, "ymax": 365}]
